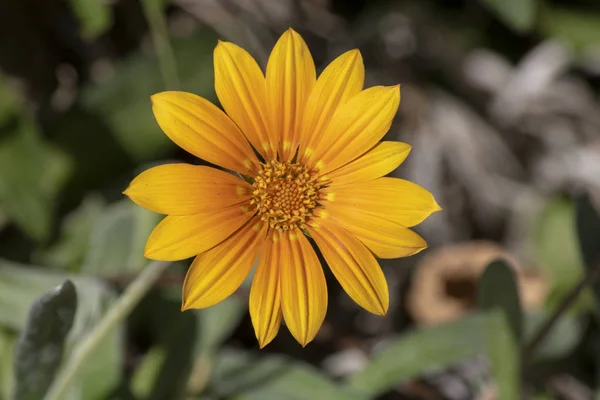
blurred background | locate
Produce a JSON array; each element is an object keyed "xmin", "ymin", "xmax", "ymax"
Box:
[{"xmin": 1, "ymin": 0, "xmax": 600, "ymax": 399}]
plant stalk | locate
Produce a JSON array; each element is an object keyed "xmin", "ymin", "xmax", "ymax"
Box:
[{"xmin": 43, "ymin": 261, "xmax": 170, "ymax": 400}]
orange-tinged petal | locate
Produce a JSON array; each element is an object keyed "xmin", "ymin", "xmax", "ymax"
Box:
[
  {"xmin": 280, "ymin": 229, "xmax": 327, "ymax": 347},
  {"xmin": 298, "ymin": 50, "xmax": 364, "ymax": 166},
  {"xmin": 266, "ymin": 28, "xmax": 316, "ymax": 161},
  {"xmin": 151, "ymin": 91, "xmax": 258, "ymax": 174},
  {"xmin": 323, "ymin": 177, "xmax": 441, "ymax": 227},
  {"xmin": 315, "ymin": 85, "xmax": 400, "ymax": 174},
  {"xmin": 144, "ymin": 202, "xmax": 252, "ymax": 261},
  {"xmin": 308, "ymin": 215, "xmax": 388, "ymax": 315},
  {"xmin": 124, "ymin": 164, "xmax": 251, "ymax": 215},
  {"xmin": 181, "ymin": 218, "xmax": 266, "ymax": 310},
  {"xmin": 250, "ymin": 230, "xmax": 283, "ymax": 348},
  {"xmin": 324, "ymin": 141, "xmax": 411, "ymax": 185},
  {"xmin": 214, "ymin": 41, "xmax": 274, "ymax": 158},
  {"xmin": 326, "ymin": 208, "xmax": 427, "ymax": 259}
]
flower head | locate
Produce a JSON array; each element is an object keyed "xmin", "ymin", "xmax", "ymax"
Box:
[{"xmin": 124, "ymin": 28, "xmax": 441, "ymax": 347}]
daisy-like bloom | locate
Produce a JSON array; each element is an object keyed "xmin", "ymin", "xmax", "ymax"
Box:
[{"xmin": 124, "ymin": 28, "xmax": 440, "ymax": 348}]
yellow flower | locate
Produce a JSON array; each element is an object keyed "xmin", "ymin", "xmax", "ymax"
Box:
[{"xmin": 124, "ymin": 28, "xmax": 441, "ymax": 348}]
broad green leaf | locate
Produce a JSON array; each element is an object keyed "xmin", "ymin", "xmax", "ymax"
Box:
[
  {"xmin": 0, "ymin": 260, "xmax": 123, "ymax": 399},
  {"xmin": 478, "ymin": 259, "xmax": 523, "ymax": 344},
  {"xmin": 81, "ymin": 199, "xmax": 160, "ymax": 276},
  {"xmin": 195, "ymin": 297, "xmax": 244, "ymax": 356},
  {"xmin": 480, "ymin": 0, "xmax": 537, "ymax": 32},
  {"xmin": 211, "ymin": 348, "xmax": 362, "ymax": 400},
  {"xmin": 575, "ymin": 194, "xmax": 600, "ymax": 304},
  {"xmin": 13, "ymin": 280, "xmax": 77, "ymax": 400},
  {"xmin": 69, "ymin": 0, "xmax": 112, "ymax": 40},
  {"xmin": 534, "ymin": 197, "xmax": 592, "ymax": 313},
  {"xmin": 36, "ymin": 195, "xmax": 106, "ymax": 271},
  {"xmin": 0, "ymin": 119, "xmax": 73, "ymax": 241},
  {"xmin": 539, "ymin": 7, "xmax": 600, "ymax": 54},
  {"xmin": 524, "ymin": 311, "xmax": 583, "ymax": 361},
  {"xmin": 346, "ymin": 313, "xmax": 490, "ymax": 397},
  {"xmin": 0, "ymin": 259, "xmax": 77, "ymax": 330},
  {"xmin": 482, "ymin": 310, "xmax": 520, "ymax": 400}
]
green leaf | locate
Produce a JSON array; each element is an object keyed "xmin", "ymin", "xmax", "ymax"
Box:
[
  {"xmin": 81, "ymin": 199, "xmax": 160, "ymax": 276},
  {"xmin": 346, "ymin": 313, "xmax": 490, "ymax": 397},
  {"xmin": 0, "ymin": 120, "xmax": 73, "ymax": 241},
  {"xmin": 534, "ymin": 197, "xmax": 592, "ymax": 313},
  {"xmin": 478, "ymin": 259, "xmax": 523, "ymax": 344},
  {"xmin": 0, "ymin": 260, "xmax": 75, "ymax": 330},
  {"xmin": 128, "ymin": 293, "xmax": 198, "ymax": 400},
  {"xmin": 575, "ymin": 194, "xmax": 600, "ymax": 304},
  {"xmin": 131, "ymin": 347, "xmax": 167, "ymax": 399},
  {"xmin": 13, "ymin": 280, "xmax": 77, "ymax": 400},
  {"xmin": 482, "ymin": 310, "xmax": 520, "ymax": 400},
  {"xmin": 0, "ymin": 260, "xmax": 123, "ymax": 399},
  {"xmin": 211, "ymin": 348, "xmax": 362, "ymax": 400},
  {"xmin": 0, "ymin": 329, "xmax": 16, "ymax": 399},
  {"xmin": 539, "ymin": 7, "xmax": 600, "ymax": 55},
  {"xmin": 70, "ymin": 319, "xmax": 123, "ymax": 400},
  {"xmin": 194, "ymin": 297, "xmax": 245, "ymax": 357},
  {"xmin": 69, "ymin": 0, "xmax": 112, "ymax": 40},
  {"xmin": 36, "ymin": 195, "xmax": 106, "ymax": 271},
  {"xmin": 477, "ymin": 260, "xmax": 522, "ymax": 400},
  {"xmin": 77, "ymin": 28, "xmax": 217, "ymax": 162},
  {"xmin": 524, "ymin": 311, "xmax": 583, "ymax": 361},
  {"xmin": 480, "ymin": 0, "xmax": 537, "ymax": 32}
]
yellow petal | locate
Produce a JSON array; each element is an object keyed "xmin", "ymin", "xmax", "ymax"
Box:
[
  {"xmin": 214, "ymin": 41, "xmax": 274, "ymax": 159},
  {"xmin": 325, "ymin": 208, "xmax": 427, "ymax": 259},
  {"xmin": 314, "ymin": 85, "xmax": 400, "ymax": 174},
  {"xmin": 298, "ymin": 50, "xmax": 364, "ymax": 165},
  {"xmin": 266, "ymin": 28, "xmax": 316, "ymax": 161},
  {"xmin": 144, "ymin": 203, "xmax": 252, "ymax": 261},
  {"xmin": 323, "ymin": 177, "xmax": 441, "ymax": 227},
  {"xmin": 308, "ymin": 215, "xmax": 388, "ymax": 315},
  {"xmin": 124, "ymin": 164, "xmax": 251, "ymax": 215},
  {"xmin": 151, "ymin": 91, "xmax": 258, "ymax": 174},
  {"xmin": 280, "ymin": 229, "xmax": 327, "ymax": 347},
  {"xmin": 324, "ymin": 141, "xmax": 411, "ymax": 185},
  {"xmin": 250, "ymin": 230, "xmax": 283, "ymax": 348},
  {"xmin": 182, "ymin": 218, "xmax": 266, "ymax": 310}
]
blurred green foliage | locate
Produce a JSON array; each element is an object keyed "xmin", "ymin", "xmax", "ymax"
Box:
[{"xmin": 1, "ymin": 0, "xmax": 600, "ymax": 398}]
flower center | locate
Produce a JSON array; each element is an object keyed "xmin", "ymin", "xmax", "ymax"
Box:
[{"xmin": 251, "ymin": 160, "xmax": 321, "ymax": 231}]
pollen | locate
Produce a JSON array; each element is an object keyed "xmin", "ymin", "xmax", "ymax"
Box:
[{"xmin": 251, "ymin": 160, "xmax": 322, "ymax": 231}]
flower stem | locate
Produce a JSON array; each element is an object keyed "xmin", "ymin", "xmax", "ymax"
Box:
[
  {"xmin": 43, "ymin": 261, "xmax": 170, "ymax": 400},
  {"xmin": 140, "ymin": 0, "xmax": 180, "ymax": 89}
]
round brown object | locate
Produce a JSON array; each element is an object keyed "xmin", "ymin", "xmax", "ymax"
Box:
[{"xmin": 406, "ymin": 241, "xmax": 547, "ymax": 326}]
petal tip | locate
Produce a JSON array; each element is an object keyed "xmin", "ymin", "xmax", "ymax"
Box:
[
  {"xmin": 373, "ymin": 301, "xmax": 389, "ymax": 316},
  {"xmin": 257, "ymin": 335, "xmax": 275, "ymax": 349},
  {"xmin": 143, "ymin": 244, "xmax": 161, "ymax": 261},
  {"xmin": 349, "ymin": 48, "xmax": 363, "ymax": 62},
  {"xmin": 215, "ymin": 39, "xmax": 230, "ymax": 51}
]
